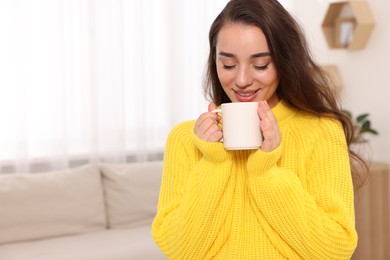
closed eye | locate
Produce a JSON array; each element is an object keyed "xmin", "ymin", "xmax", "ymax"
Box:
[
  {"xmin": 223, "ymin": 64, "xmax": 236, "ymax": 70},
  {"xmin": 253, "ymin": 63, "xmax": 269, "ymax": 70}
]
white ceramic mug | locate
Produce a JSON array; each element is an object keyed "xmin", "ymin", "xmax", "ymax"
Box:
[{"xmin": 213, "ymin": 102, "xmax": 262, "ymax": 150}]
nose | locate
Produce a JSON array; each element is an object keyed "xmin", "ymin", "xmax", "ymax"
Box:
[{"xmin": 235, "ymin": 65, "xmax": 253, "ymax": 88}]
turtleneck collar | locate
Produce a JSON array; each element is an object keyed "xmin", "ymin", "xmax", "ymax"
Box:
[{"xmin": 271, "ymin": 100, "xmax": 297, "ymax": 123}]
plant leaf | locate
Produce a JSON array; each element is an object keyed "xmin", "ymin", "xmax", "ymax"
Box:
[
  {"xmin": 366, "ymin": 129, "xmax": 379, "ymax": 135},
  {"xmin": 360, "ymin": 121, "xmax": 371, "ymax": 132},
  {"xmin": 356, "ymin": 113, "xmax": 369, "ymax": 123},
  {"xmin": 342, "ymin": 110, "xmax": 352, "ymax": 118}
]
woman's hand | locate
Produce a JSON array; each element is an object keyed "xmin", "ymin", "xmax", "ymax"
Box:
[
  {"xmin": 258, "ymin": 101, "xmax": 281, "ymax": 152},
  {"xmin": 194, "ymin": 103, "xmax": 223, "ymax": 142}
]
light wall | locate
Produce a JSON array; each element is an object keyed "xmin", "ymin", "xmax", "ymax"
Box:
[{"xmin": 288, "ymin": 0, "xmax": 390, "ymax": 165}]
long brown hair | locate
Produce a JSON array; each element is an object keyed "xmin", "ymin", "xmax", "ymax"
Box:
[{"xmin": 204, "ymin": 0, "xmax": 368, "ymax": 192}]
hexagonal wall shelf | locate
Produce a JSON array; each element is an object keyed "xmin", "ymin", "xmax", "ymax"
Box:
[{"xmin": 321, "ymin": 0, "xmax": 375, "ymax": 50}]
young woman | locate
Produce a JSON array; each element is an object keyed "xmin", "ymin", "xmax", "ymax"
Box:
[{"xmin": 152, "ymin": 0, "xmax": 367, "ymax": 259}]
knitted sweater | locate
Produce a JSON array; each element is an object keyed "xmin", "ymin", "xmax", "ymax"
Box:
[{"xmin": 152, "ymin": 101, "xmax": 357, "ymax": 260}]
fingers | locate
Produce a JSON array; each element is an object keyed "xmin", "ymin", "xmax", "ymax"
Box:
[
  {"xmin": 258, "ymin": 101, "xmax": 278, "ymax": 129},
  {"xmin": 257, "ymin": 100, "xmax": 281, "ymax": 152},
  {"xmin": 208, "ymin": 102, "xmax": 217, "ymax": 112},
  {"xmin": 194, "ymin": 103, "xmax": 223, "ymax": 142}
]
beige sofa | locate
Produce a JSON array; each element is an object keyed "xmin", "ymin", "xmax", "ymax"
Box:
[{"xmin": 0, "ymin": 161, "xmax": 166, "ymax": 260}]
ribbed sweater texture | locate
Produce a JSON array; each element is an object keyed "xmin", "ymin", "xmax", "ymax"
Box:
[{"xmin": 152, "ymin": 101, "xmax": 357, "ymax": 260}]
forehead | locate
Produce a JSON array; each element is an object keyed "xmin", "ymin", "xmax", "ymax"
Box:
[{"xmin": 216, "ymin": 23, "xmax": 269, "ymax": 55}]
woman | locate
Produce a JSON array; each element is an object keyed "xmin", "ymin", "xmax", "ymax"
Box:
[{"xmin": 152, "ymin": 0, "xmax": 366, "ymax": 259}]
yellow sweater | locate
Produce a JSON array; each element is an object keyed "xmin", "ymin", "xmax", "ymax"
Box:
[{"xmin": 152, "ymin": 101, "xmax": 357, "ymax": 260}]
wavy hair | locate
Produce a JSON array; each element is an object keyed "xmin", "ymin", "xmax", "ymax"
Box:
[{"xmin": 203, "ymin": 0, "xmax": 368, "ymax": 192}]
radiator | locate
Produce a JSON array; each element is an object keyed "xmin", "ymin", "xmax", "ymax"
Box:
[{"xmin": 352, "ymin": 162, "xmax": 389, "ymax": 260}]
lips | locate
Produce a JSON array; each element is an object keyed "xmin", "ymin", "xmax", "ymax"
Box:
[{"xmin": 233, "ymin": 89, "xmax": 260, "ymax": 102}]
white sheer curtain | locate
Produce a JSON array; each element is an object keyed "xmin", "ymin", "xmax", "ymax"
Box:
[
  {"xmin": 0, "ymin": 0, "xmax": 227, "ymax": 173},
  {"xmin": 0, "ymin": 0, "xmax": 292, "ymax": 173}
]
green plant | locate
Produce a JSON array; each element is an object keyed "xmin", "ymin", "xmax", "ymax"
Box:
[{"xmin": 343, "ymin": 110, "xmax": 379, "ymax": 143}]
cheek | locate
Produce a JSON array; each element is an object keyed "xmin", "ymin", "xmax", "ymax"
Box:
[
  {"xmin": 217, "ymin": 69, "xmax": 234, "ymax": 86},
  {"xmin": 257, "ymin": 69, "xmax": 279, "ymax": 87},
  {"xmin": 262, "ymin": 75, "xmax": 277, "ymax": 87}
]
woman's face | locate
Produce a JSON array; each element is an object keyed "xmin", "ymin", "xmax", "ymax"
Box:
[{"xmin": 215, "ymin": 23, "xmax": 280, "ymax": 108}]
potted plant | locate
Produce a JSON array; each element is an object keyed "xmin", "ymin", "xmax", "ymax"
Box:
[{"xmin": 343, "ymin": 110, "xmax": 379, "ymax": 143}]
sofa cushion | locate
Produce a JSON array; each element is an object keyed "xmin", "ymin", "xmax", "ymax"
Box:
[
  {"xmin": 100, "ymin": 161, "xmax": 163, "ymax": 228},
  {"xmin": 0, "ymin": 225, "xmax": 166, "ymax": 260},
  {"xmin": 0, "ymin": 164, "xmax": 106, "ymax": 244}
]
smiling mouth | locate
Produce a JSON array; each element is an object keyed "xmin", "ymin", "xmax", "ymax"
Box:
[
  {"xmin": 235, "ymin": 90, "xmax": 258, "ymax": 97},
  {"xmin": 233, "ymin": 89, "xmax": 260, "ymax": 101}
]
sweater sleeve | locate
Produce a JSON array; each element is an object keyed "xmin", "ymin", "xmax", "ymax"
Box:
[
  {"xmin": 152, "ymin": 121, "xmax": 236, "ymax": 259},
  {"xmin": 247, "ymin": 118, "xmax": 357, "ymax": 259}
]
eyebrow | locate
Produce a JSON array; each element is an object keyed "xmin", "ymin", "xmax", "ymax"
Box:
[{"xmin": 218, "ymin": 51, "xmax": 271, "ymax": 58}]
